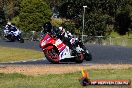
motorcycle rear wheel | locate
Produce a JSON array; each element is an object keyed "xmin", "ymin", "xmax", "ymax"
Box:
[
  {"xmin": 85, "ymin": 53, "xmax": 92, "ymax": 61},
  {"xmin": 44, "ymin": 47, "xmax": 59, "ymax": 64}
]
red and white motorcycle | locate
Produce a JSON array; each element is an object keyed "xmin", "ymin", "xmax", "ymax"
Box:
[{"xmin": 39, "ymin": 33, "xmax": 85, "ymax": 63}]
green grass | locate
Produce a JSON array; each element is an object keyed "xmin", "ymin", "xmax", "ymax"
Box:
[
  {"xmin": 103, "ymin": 32, "xmax": 132, "ymax": 46},
  {"xmin": 109, "ymin": 32, "xmax": 132, "ymax": 39},
  {"xmin": 0, "ymin": 46, "xmax": 44, "ymax": 62},
  {"xmin": 0, "ymin": 68, "xmax": 132, "ymax": 88}
]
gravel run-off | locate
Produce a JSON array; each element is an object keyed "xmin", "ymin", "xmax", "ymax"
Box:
[{"xmin": 0, "ymin": 64, "xmax": 132, "ymax": 76}]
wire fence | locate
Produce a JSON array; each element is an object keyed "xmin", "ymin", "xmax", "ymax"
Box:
[
  {"xmin": 21, "ymin": 31, "xmax": 42, "ymax": 41},
  {"xmin": 0, "ymin": 29, "xmax": 132, "ymax": 46},
  {"xmin": 0, "ymin": 29, "xmax": 42, "ymax": 41},
  {"xmin": 83, "ymin": 36, "xmax": 132, "ymax": 46}
]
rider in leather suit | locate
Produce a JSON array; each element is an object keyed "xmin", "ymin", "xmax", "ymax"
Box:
[
  {"xmin": 4, "ymin": 22, "xmax": 17, "ymax": 32},
  {"xmin": 4, "ymin": 22, "xmax": 22, "ymax": 41},
  {"xmin": 42, "ymin": 22, "xmax": 85, "ymax": 50}
]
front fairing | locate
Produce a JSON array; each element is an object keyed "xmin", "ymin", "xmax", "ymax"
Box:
[
  {"xmin": 40, "ymin": 33, "xmax": 66, "ymax": 52},
  {"xmin": 4, "ymin": 30, "xmax": 9, "ymax": 36},
  {"xmin": 40, "ymin": 34, "xmax": 56, "ymax": 48}
]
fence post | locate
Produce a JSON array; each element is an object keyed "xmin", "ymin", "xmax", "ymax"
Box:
[{"xmin": 109, "ymin": 37, "xmax": 112, "ymax": 45}]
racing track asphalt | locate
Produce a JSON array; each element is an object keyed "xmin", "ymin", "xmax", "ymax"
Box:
[{"xmin": 0, "ymin": 39, "xmax": 132, "ymax": 64}]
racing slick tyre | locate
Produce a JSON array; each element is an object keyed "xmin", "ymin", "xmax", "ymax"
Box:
[
  {"xmin": 10, "ymin": 36, "xmax": 15, "ymax": 42},
  {"xmin": 85, "ymin": 53, "xmax": 92, "ymax": 61},
  {"xmin": 6, "ymin": 34, "xmax": 15, "ymax": 42},
  {"xmin": 44, "ymin": 47, "xmax": 59, "ymax": 64},
  {"xmin": 75, "ymin": 52, "xmax": 84, "ymax": 63}
]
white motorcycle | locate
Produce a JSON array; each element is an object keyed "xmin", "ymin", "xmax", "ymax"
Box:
[{"xmin": 3, "ymin": 29, "xmax": 24, "ymax": 43}]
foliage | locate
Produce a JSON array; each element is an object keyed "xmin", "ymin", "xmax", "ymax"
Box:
[
  {"xmin": 3, "ymin": 0, "xmax": 132, "ymax": 36},
  {"xmin": 58, "ymin": 0, "xmax": 132, "ymax": 36},
  {"xmin": 18, "ymin": 0, "xmax": 52, "ymax": 32},
  {"xmin": 13, "ymin": 0, "xmax": 22, "ymax": 16},
  {"xmin": 62, "ymin": 21, "xmax": 77, "ymax": 34},
  {"xmin": 114, "ymin": 0, "xmax": 132, "ymax": 35},
  {"xmin": 51, "ymin": 18, "xmax": 63, "ymax": 27},
  {"xmin": 115, "ymin": 12, "xmax": 131, "ymax": 35},
  {"xmin": 0, "ymin": 10, "xmax": 6, "ymax": 26},
  {"xmin": 11, "ymin": 16, "xmax": 20, "ymax": 26},
  {"xmin": 84, "ymin": 13, "xmax": 112, "ymax": 36}
]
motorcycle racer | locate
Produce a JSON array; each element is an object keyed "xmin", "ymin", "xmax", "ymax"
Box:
[
  {"xmin": 4, "ymin": 22, "xmax": 18, "ymax": 32},
  {"xmin": 57, "ymin": 26, "xmax": 77, "ymax": 50},
  {"xmin": 42, "ymin": 22, "xmax": 92, "ymax": 58},
  {"xmin": 40, "ymin": 22, "xmax": 92, "ymax": 63},
  {"xmin": 42, "ymin": 22, "xmax": 56, "ymax": 38},
  {"xmin": 3, "ymin": 22, "xmax": 24, "ymax": 42},
  {"xmin": 57, "ymin": 27, "xmax": 92, "ymax": 61},
  {"xmin": 42, "ymin": 23, "xmax": 83, "ymax": 50}
]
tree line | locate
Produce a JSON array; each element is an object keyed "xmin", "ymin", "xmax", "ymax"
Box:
[{"xmin": 0, "ymin": 0, "xmax": 132, "ymax": 36}]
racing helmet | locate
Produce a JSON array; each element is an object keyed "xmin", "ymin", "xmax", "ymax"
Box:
[
  {"xmin": 59, "ymin": 26, "xmax": 63, "ymax": 31},
  {"xmin": 59, "ymin": 26, "xmax": 65, "ymax": 33},
  {"xmin": 42, "ymin": 22, "xmax": 52, "ymax": 33},
  {"xmin": 67, "ymin": 31, "xmax": 69, "ymax": 33},
  {"xmin": 7, "ymin": 22, "xmax": 11, "ymax": 25}
]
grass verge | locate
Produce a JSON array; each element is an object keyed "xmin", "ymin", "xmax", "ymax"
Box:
[
  {"xmin": 106, "ymin": 32, "xmax": 132, "ymax": 46},
  {"xmin": 0, "ymin": 46, "xmax": 44, "ymax": 62},
  {"xmin": 0, "ymin": 68, "xmax": 131, "ymax": 88}
]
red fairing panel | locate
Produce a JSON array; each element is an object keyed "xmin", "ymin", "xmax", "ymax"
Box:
[{"xmin": 54, "ymin": 39, "xmax": 66, "ymax": 52}]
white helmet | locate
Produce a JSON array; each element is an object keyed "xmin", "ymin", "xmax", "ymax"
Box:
[
  {"xmin": 59, "ymin": 26, "xmax": 65, "ymax": 32},
  {"xmin": 67, "ymin": 31, "xmax": 69, "ymax": 33},
  {"xmin": 59, "ymin": 26, "xmax": 63, "ymax": 31},
  {"xmin": 7, "ymin": 22, "xmax": 11, "ymax": 25}
]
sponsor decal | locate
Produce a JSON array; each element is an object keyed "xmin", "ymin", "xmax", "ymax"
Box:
[
  {"xmin": 59, "ymin": 45, "xmax": 66, "ymax": 52},
  {"xmin": 41, "ymin": 37, "xmax": 50, "ymax": 47},
  {"xmin": 60, "ymin": 47, "xmax": 67, "ymax": 58},
  {"xmin": 79, "ymin": 69, "xmax": 131, "ymax": 86},
  {"xmin": 60, "ymin": 51, "xmax": 64, "ymax": 58},
  {"xmin": 90, "ymin": 80, "xmax": 130, "ymax": 85}
]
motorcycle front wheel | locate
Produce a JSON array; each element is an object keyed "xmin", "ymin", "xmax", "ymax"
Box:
[
  {"xmin": 9, "ymin": 35, "xmax": 15, "ymax": 42},
  {"xmin": 44, "ymin": 47, "xmax": 59, "ymax": 64}
]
